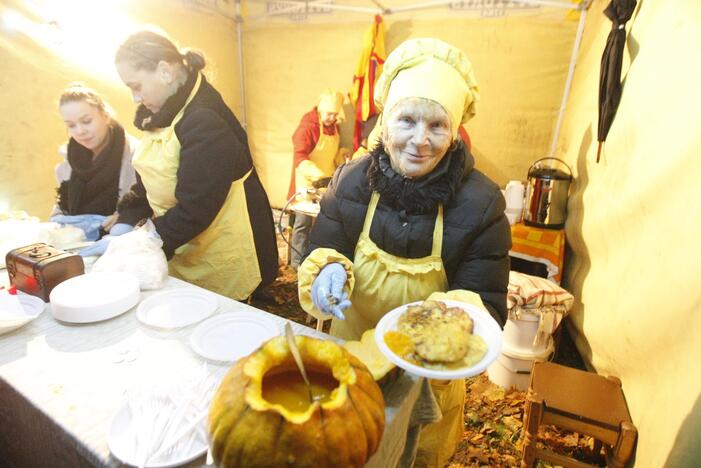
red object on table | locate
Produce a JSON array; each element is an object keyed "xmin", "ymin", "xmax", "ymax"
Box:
[{"xmin": 510, "ymin": 223, "xmax": 566, "ymax": 283}]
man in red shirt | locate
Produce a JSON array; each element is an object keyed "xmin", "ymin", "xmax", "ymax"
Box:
[{"xmin": 288, "ymin": 90, "xmax": 349, "ymax": 268}]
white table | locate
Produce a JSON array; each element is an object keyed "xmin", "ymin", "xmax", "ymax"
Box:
[{"xmin": 0, "ymin": 275, "xmax": 427, "ymax": 467}]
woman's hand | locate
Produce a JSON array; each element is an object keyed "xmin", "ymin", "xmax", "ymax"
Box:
[
  {"xmin": 311, "ymin": 263, "xmax": 351, "ymax": 320},
  {"xmin": 50, "ymin": 214, "xmax": 107, "ymax": 241},
  {"xmin": 77, "ymin": 223, "xmax": 133, "ymax": 257}
]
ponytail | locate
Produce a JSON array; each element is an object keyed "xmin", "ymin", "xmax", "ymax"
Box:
[{"xmin": 182, "ymin": 49, "xmax": 206, "ymax": 73}]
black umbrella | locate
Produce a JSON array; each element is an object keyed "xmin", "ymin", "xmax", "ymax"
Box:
[{"xmin": 597, "ymin": 0, "xmax": 637, "ymax": 163}]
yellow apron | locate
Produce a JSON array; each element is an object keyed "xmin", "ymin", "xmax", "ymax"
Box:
[
  {"xmin": 295, "ymin": 120, "xmax": 340, "ymax": 191},
  {"xmin": 131, "ymin": 74, "xmax": 261, "ymax": 300},
  {"xmin": 330, "ymin": 191, "xmax": 465, "ymax": 468}
]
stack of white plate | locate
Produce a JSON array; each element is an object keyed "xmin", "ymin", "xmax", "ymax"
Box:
[{"xmin": 49, "ymin": 272, "xmax": 140, "ymax": 323}]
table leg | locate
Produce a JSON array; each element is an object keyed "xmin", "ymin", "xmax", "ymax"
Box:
[
  {"xmin": 521, "ymin": 390, "xmax": 543, "ymax": 468},
  {"xmin": 609, "ymin": 421, "xmax": 637, "ymax": 468}
]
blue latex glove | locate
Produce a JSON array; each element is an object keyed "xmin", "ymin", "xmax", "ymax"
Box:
[
  {"xmin": 50, "ymin": 214, "xmax": 107, "ymax": 241},
  {"xmin": 310, "ymin": 263, "xmax": 351, "ymax": 320},
  {"xmin": 78, "ymin": 236, "xmax": 112, "ymax": 257},
  {"xmin": 108, "ymin": 223, "xmax": 133, "ymax": 236},
  {"xmin": 78, "ymin": 223, "xmax": 134, "ymax": 257}
]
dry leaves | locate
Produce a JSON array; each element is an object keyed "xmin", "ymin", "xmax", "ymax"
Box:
[{"xmin": 447, "ymin": 374, "xmax": 606, "ymax": 467}]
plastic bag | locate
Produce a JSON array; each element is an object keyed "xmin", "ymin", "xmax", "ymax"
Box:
[
  {"xmin": 0, "ymin": 213, "xmax": 85, "ymax": 267},
  {"xmin": 92, "ymin": 220, "xmax": 168, "ymax": 290}
]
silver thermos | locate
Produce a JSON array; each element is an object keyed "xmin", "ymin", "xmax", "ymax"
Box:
[{"xmin": 523, "ymin": 158, "xmax": 572, "ymax": 229}]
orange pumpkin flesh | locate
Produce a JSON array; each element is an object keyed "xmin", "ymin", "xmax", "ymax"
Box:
[{"xmin": 208, "ymin": 336, "xmax": 385, "ymax": 467}]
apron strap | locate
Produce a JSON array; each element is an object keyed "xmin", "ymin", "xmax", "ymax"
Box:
[
  {"xmin": 362, "ymin": 192, "xmax": 381, "ymax": 235},
  {"xmin": 241, "ymin": 167, "xmax": 253, "ymax": 182},
  {"xmin": 431, "ymin": 205, "xmax": 444, "ymax": 256},
  {"xmin": 363, "ymin": 192, "xmax": 444, "ymax": 257}
]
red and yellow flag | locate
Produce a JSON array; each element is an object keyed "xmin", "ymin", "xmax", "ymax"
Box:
[{"xmin": 349, "ymin": 15, "xmax": 385, "ymax": 150}]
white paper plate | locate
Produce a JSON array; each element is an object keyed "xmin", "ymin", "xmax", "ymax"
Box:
[
  {"xmin": 190, "ymin": 312, "xmax": 279, "ymax": 362},
  {"xmin": 374, "ymin": 300, "xmax": 503, "ymax": 380},
  {"xmin": 50, "ymin": 272, "xmax": 140, "ymax": 323},
  {"xmin": 107, "ymin": 402, "xmax": 207, "ymax": 468},
  {"xmin": 0, "ymin": 292, "xmax": 46, "ymax": 335},
  {"xmin": 137, "ymin": 289, "xmax": 218, "ymax": 330}
]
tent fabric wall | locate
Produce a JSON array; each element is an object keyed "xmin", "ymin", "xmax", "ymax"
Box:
[
  {"xmin": 2, "ymin": 0, "xmax": 700, "ymax": 464},
  {"xmin": 0, "ymin": 0, "xmax": 242, "ymax": 219},
  {"xmin": 557, "ymin": 0, "xmax": 701, "ymax": 465},
  {"xmin": 243, "ymin": 12, "xmax": 579, "ymax": 207}
]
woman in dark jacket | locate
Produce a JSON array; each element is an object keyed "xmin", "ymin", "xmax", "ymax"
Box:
[
  {"xmin": 51, "ymin": 84, "xmax": 137, "ymax": 240},
  {"xmin": 304, "ymin": 138, "xmax": 510, "ymax": 326},
  {"xmin": 297, "ymin": 38, "xmax": 510, "ymax": 467},
  {"xmin": 82, "ymin": 29, "xmax": 277, "ymax": 300}
]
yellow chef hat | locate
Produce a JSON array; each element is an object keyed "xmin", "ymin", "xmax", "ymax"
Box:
[
  {"xmin": 374, "ymin": 38, "xmax": 480, "ymax": 138},
  {"xmin": 317, "ymin": 89, "xmax": 346, "ymax": 122}
]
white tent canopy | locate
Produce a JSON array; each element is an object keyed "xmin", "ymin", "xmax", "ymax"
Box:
[{"xmin": 3, "ymin": 2, "xmax": 699, "ymax": 465}]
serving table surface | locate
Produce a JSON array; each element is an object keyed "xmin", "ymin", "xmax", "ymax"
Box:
[{"xmin": 0, "ymin": 275, "xmax": 425, "ymax": 467}]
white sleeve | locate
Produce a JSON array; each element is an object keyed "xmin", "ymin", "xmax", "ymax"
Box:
[
  {"xmin": 118, "ymin": 134, "xmax": 138, "ymax": 198},
  {"xmin": 55, "ymin": 143, "xmax": 71, "ymax": 184}
]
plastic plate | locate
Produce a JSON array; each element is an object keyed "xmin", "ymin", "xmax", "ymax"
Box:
[
  {"xmin": 137, "ymin": 289, "xmax": 218, "ymax": 330},
  {"xmin": 0, "ymin": 292, "xmax": 46, "ymax": 335},
  {"xmin": 190, "ymin": 312, "xmax": 279, "ymax": 363}
]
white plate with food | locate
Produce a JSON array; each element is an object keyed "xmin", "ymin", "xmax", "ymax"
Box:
[
  {"xmin": 137, "ymin": 289, "xmax": 218, "ymax": 330},
  {"xmin": 375, "ymin": 299, "xmax": 502, "ymax": 380},
  {"xmin": 0, "ymin": 292, "xmax": 46, "ymax": 335},
  {"xmin": 190, "ymin": 312, "xmax": 279, "ymax": 363}
]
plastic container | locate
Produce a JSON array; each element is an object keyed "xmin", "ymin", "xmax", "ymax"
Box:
[
  {"xmin": 487, "ymin": 341, "xmax": 554, "ymax": 391},
  {"xmin": 504, "ymin": 180, "xmax": 525, "ymax": 225},
  {"xmin": 502, "ymin": 310, "xmax": 549, "ymax": 355}
]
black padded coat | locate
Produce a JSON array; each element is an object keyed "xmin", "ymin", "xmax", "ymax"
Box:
[
  {"xmin": 118, "ymin": 74, "xmax": 278, "ymax": 290},
  {"xmin": 307, "ymin": 143, "xmax": 511, "ymax": 326}
]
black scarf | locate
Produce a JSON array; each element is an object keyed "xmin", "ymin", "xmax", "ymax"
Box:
[
  {"xmin": 134, "ymin": 72, "xmax": 197, "ymax": 131},
  {"xmin": 366, "ymin": 141, "xmax": 469, "ymax": 215},
  {"xmin": 58, "ymin": 123, "xmax": 126, "ymax": 216}
]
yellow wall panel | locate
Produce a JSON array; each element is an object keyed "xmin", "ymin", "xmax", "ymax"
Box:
[
  {"xmin": 558, "ymin": 0, "xmax": 701, "ymax": 465},
  {"xmin": 243, "ymin": 14, "xmax": 578, "ymax": 206}
]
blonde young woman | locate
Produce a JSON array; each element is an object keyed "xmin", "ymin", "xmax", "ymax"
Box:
[
  {"xmin": 51, "ymin": 84, "xmax": 136, "ymax": 240},
  {"xmin": 81, "ymin": 29, "xmax": 278, "ymax": 300},
  {"xmin": 298, "ymin": 38, "xmax": 511, "ymax": 466}
]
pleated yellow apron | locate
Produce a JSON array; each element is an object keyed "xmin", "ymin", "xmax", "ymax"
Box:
[
  {"xmin": 331, "ymin": 191, "xmax": 465, "ymax": 467},
  {"xmin": 131, "ymin": 74, "xmax": 261, "ymax": 300},
  {"xmin": 294, "ymin": 120, "xmax": 340, "ymax": 190}
]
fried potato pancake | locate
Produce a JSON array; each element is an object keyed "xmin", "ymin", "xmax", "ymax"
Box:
[{"xmin": 397, "ymin": 300, "xmax": 474, "ymax": 362}]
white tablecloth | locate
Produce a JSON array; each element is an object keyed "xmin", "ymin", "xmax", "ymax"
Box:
[{"xmin": 0, "ymin": 275, "xmax": 425, "ymax": 467}]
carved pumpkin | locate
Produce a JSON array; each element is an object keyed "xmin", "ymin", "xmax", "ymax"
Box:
[{"xmin": 208, "ymin": 335, "xmax": 385, "ymax": 467}]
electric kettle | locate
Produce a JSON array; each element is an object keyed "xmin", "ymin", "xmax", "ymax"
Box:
[{"xmin": 523, "ymin": 157, "xmax": 572, "ymax": 229}]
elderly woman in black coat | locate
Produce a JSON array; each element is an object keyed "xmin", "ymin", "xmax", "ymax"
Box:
[{"xmin": 297, "ymin": 38, "xmax": 511, "ymax": 466}]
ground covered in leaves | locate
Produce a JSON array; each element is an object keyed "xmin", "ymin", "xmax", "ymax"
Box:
[{"xmin": 250, "ymin": 230, "xmax": 604, "ymax": 467}]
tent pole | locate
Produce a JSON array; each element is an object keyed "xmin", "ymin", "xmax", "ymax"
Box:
[
  {"xmin": 547, "ymin": 3, "xmax": 588, "ymax": 158},
  {"xmin": 390, "ymin": 0, "xmax": 580, "ymax": 14},
  {"xmin": 249, "ymin": 0, "xmax": 332, "ymax": 20},
  {"xmin": 302, "ymin": 3, "xmax": 381, "ymax": 14},
  {"xmin": 517, "ymin": 0, "xmax": 582, "ymax": 10},
  {"xmin": 235, "ymin": 0, "xmax": 247, "ymax": 128},
  {"xmin": 257, "ymin": 1, "xmax": 380, "ymax": 15}
]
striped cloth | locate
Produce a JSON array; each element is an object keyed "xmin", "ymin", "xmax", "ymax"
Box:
[{"xmin": 507, "ymin": 271, "xmax": 574, "ymax": 347}]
